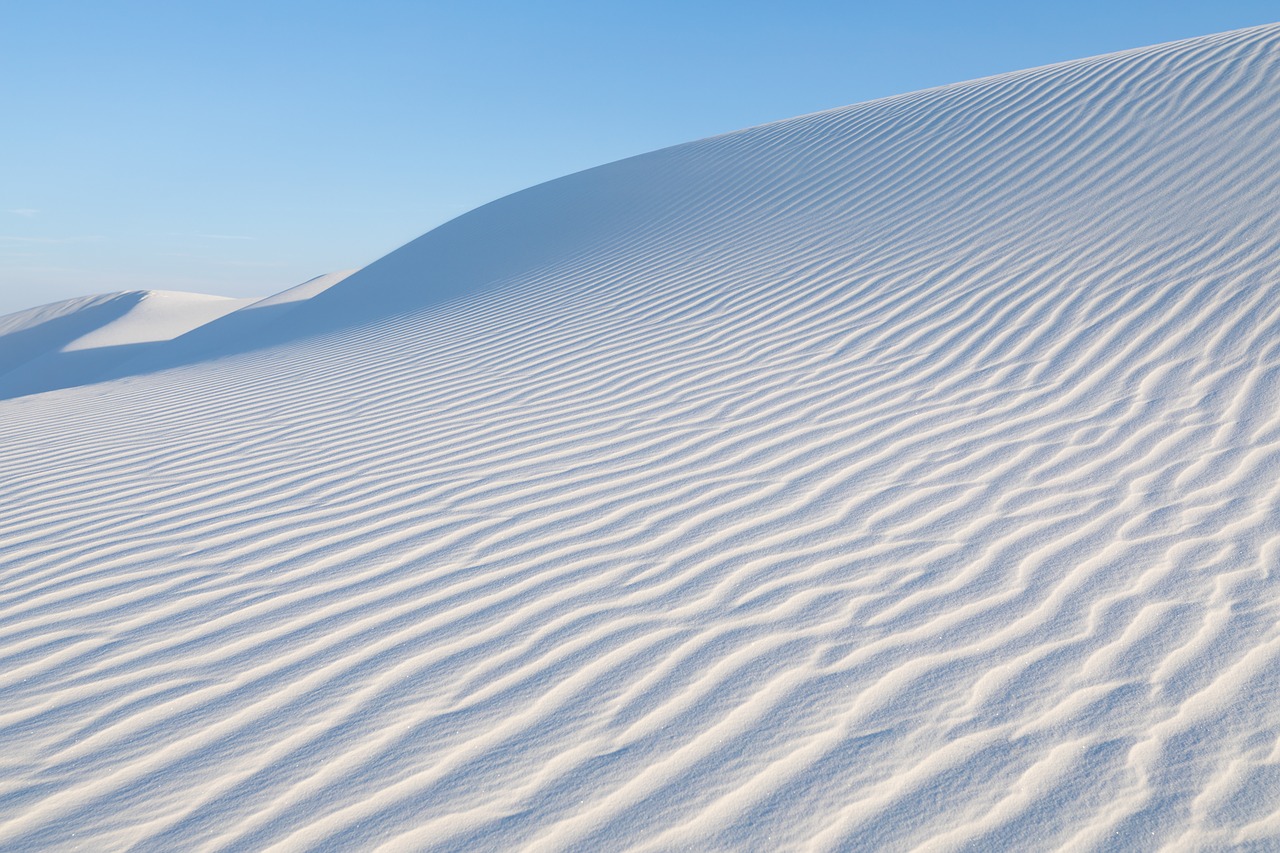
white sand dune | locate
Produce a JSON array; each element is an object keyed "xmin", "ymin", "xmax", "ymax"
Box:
[
  {"xmin": 0, "ymin": 290, "xmax": 256, "ymax": 399},
  {"xmin": 122, "ymin": 270, "xmax": 360, "ymax": 374},
  {"xmin": 0, "ymin": 272, "xmax": 359, "ymax": 401},
  {"xmin": 4, "ymin": 22, "xmax": 1280, "ymax": 851}
]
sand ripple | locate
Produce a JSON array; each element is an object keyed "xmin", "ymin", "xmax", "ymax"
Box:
[{"xmin": 4, "ymin": 23, "xmax": 1280, "ymax": 852}]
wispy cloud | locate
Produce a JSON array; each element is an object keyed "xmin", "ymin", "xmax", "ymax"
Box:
[
  {"xmin": 0, "ymin": 235, "xmax": 105, "ymax": 244},
  {"xmin": 214, "ymin": 259, "xmax": 288, "ymax": 269},
  {"xmin": 197, "ymin": 233, "xmax": 255, "ymax": 241},
  {"xmin": 7, "ymin": 209, "xmax": 38, "ymax": 218}
]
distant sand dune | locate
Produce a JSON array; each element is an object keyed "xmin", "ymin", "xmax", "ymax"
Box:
[
  {"xmin": 0, "ymin": 290, "xmax": 254, "ymax": 399},
  {"xmin": 4, "ymin": 23, "xmax": 1280, "ymax": 851}
]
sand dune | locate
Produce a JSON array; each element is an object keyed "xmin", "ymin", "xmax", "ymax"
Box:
[
  {"xmin": 4, "ymin": 23, "xmax": 1280, "ymax": 851},
  {"xmin": 0, "ymin": 290, "xmax": 254, "ymax": 399}
]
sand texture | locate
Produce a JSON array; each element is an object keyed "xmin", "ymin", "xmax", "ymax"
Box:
[{"xmin": 4, "ymin": 23, "xmax": 1280, "ymax": 851}]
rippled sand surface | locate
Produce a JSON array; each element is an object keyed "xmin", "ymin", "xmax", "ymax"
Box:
[{"xmin": 4, "ymin": 24, "xmax": 1280, "ymax": 851}]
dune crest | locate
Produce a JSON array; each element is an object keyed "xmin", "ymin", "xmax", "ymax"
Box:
[
  {"xmin": 0, "ymin": 290, "xmax": 254, "ymax": 399},
  {"xmin": 4, "ymin": 23, "xmax": 1280, "ymax": 851}
]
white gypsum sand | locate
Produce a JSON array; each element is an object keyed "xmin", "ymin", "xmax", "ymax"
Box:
[
  {"xmin": 0, "ymin": 290, "xmax": 256, "ymax": 399},
  {"xmin": 4, "ymin": 22, "xmax": 1280, "ymax": 851}
]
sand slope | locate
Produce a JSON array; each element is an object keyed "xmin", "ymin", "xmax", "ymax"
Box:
[
  {"xmin": 4, "ymin": 23, "xmax": 1280, "ymax": 851},
  {"xmin": 0, "ymin": 291, "xmax": 255, "ymax": 399}
]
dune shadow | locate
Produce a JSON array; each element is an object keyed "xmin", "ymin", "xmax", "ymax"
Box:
[
  {"xmin": 0, "ymin": 340, "xmax": 170, "ymax": 401},
  {"xmin": 0, "ymin": 293, "xmax": 145, "ymax": 376}
]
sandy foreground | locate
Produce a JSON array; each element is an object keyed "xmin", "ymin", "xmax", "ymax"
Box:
[{"xmin": 4, "ymin": 23, "xmax": 1280, "ymax": 852}]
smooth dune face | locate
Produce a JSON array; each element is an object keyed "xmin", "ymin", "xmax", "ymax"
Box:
[
  {"xmin": 5, "ymin": 23, "xmax": 1280, "ymax": 851},
  {"xmin": 0, "ymin": 291, "xmax": 255, "ymax": 400}
]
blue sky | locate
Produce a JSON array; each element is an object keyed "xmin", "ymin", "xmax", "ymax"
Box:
[{"xmin": 2, "ymin": 1, "xmax": 1276, "ymax": 314}]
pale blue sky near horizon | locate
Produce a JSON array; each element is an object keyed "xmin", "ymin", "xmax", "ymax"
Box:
[{"xmin": 2, "ymin": 1, "xmax": 1276, "ymax": 315}]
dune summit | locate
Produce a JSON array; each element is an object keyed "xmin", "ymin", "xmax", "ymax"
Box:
[{"xmin": 5, "ymin": 23, "xmax": 1280, "ymax": 851}]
